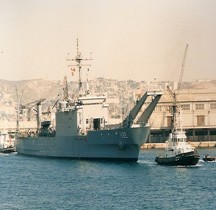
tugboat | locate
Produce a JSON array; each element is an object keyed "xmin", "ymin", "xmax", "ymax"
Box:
[
  {"xmin": 0, "ymin": 130, "xmax": 16, "ymax": 153},
  {"xmin": 155, "ymin": 128, "xmax": 200, "ymax": 166},
  {"xmin": 155, "ymin": 86, "xmax": 200, "ymax": 166},
  {"xmin": 15, "ymin": 40, "xmax": 163, "ymax": 162}
]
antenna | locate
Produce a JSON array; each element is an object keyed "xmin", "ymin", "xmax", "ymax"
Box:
[
  {"xmin": 76, "ymin": 38, "xmax": 79, "ymax": 55},
  {"xmin": 66, "ymin": 39, "xmax": 92, "ymax": 96}
]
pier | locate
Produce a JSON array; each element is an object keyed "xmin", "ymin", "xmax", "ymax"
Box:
[{"xmin": 142, "ymin": 141, "xmax": 216, "ymax": 149}]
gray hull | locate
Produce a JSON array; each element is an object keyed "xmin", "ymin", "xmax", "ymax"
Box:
[{"xmin": 15, "ymin": 127, "xmax": 150, "ymax": 161}]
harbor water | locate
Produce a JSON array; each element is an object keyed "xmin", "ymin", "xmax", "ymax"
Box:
[{"xmin": 1, "ymin": 149, "xmax": 216, "ymax": 210}]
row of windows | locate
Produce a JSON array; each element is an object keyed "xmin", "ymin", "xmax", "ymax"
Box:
[
  {"xmin": 155, "ymin": 103, "xmax": 216, "ymax": 111},
  {"xmin": 167, "ymin": 115, "xmax": 205, "ymax": 126},
  {"xmin": 181, "ymin": 104, "xmax": 190, "ymax": 110}
]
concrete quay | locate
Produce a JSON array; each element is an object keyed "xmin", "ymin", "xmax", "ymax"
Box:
[{"xmin": 141, "ymin": 141, "xmax": 216, "ymax": 149}]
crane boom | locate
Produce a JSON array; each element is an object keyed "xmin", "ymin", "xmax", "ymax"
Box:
[
  {"xmin": 167, "ymin": 44, "xmax": 189, "ymax": 130},
  {"xmin": 21, "ymin": 98, "xmax": 46, "ymax": 109},
  {"xmin": 20, "ymin": 98, "xmax": 46, "ymax": 121},
  {"xmin": 178, "ymin": 44, "xmax": 188, "ymax": 90}
]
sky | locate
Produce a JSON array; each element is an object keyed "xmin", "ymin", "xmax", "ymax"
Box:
[{"xmin": 0, "ymin": 0, "xmax": 216, "ymax": 82}]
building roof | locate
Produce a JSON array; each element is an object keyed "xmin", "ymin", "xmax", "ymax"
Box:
[{"xmin": 159, "ymin": 88, "xmax": 216, "ymax": 103}]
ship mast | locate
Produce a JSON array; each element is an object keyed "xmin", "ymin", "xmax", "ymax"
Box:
[
  {"xmin": 67, "ymin": 39, "xmax": 92, "ymax": 96},
  {"xmin": 15, "ymin": 86, "xmax": 20, "ymax": 134}
]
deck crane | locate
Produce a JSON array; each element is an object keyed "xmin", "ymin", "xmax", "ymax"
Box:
[{"xmin": 20, "ymin": 98, "xmax": 46, "ymax": 121}]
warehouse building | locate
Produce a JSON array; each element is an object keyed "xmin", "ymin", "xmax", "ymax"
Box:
[{"xmin": 146, "ymin": 88, "xmax": 216, "ymax": 142}]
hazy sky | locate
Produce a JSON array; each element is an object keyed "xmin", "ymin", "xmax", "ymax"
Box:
[{"xmin": 1, "ymin": 0, "xmax": 216, "ymax": 82}]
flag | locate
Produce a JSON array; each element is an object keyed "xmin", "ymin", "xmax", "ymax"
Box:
[{"xmin": 71, "ymin": 68, "xmax": 76, "ymax": 76}]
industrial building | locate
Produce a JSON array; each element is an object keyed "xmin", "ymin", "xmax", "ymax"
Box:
[{"xmin": 146, "ymin": 88, "xmax": 216, "ymax": 142}]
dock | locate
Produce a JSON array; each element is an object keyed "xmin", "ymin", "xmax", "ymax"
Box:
[{"xmin": 141, "ymin": 141, "xmax": 216, "ymax": 149}]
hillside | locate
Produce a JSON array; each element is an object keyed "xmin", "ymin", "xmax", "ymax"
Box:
[{"xmin": 0, "ymin": 78, "xmax": 216, "ymax": 121}]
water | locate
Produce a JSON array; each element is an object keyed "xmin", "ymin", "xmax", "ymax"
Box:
[{"xmin": 0, "ymin": 149, "xmax": 216, "ymax": 210}]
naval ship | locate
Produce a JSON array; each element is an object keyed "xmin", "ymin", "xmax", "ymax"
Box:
[{"xmin": 15, "ymin": 42, "xmax": 162, "ymax": 161}]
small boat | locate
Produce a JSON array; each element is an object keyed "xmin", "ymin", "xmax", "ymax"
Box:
[
  {"xmin": 203, "ymin": 155, "xmax": 216, "ymax": 162},
  {"xmin": 0, "ymin": 146, "xmax": 15, "ymax": 153},
  {"xmin": 155, "ymin": 129, "xmax": 200, "ymax": 166},
  {"xmin": 0, "ymin": 130, "xmax": 16, "ymax": 153}
]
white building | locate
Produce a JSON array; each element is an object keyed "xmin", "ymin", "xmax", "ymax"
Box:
[{"xmin": 146, "ymin": 89, "xmax": 216, "ymax": 142}]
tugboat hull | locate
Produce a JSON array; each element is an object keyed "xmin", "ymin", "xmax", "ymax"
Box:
[
  {"xmin": 0, "ymin": 147, "xmax": 16, "ymax": 154},
  {"xmin": 155, "ymin": 151, "xmax": 200, "ymax": 166}
]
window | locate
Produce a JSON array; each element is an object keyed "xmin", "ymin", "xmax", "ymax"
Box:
[
  {"xmin": 210, "ymin": 103, "xmax": 216, "ymax": 110},
  {"xmin": 181, "ymin": 104, "xmax": 190, "ymax": 110},
  {"xmin": 195, "ymin": 104, "xmax": 204, "ymax": 110},
  {"xmin": 86, "ymin": 119, "xmax": 89, "ymax": 124},
  {"xmin": 166, "ymin": 106, "xmax": 172, "ymax": 112},
  {"xmin": 100, "ymin": 118, "xmax": 103, "ymax": 124},
  {"xmin": 155, "ymin": 105, "xmax": 162, "ymax": 112},
  {"xmin": 197, "ymin": 115, "xmax": 205, "ymax": 126},
  {"xmin": 167, "ymin": 116, "xmax": 172, "ymax": 127}
]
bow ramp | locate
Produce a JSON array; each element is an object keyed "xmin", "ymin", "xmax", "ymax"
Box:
[
  {"xmin": 122, "ymin": 90, "xmax": 163, "ymax": 128},
  {"xmin": 137, "ymin": 91, "xmax": 163, "ymax": 125}
]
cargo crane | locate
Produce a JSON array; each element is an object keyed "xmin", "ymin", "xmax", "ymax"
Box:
[
  {"xmin": 178, "ymin": 44, "xmax": 188, "ymax": 90},
  {"xmin": 20, "ymin": 98, "xmax": 46, "ymax": 121},
  {"xmin": 167, "ymin": 44, "xmax": 189, "ymax": 129}
]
